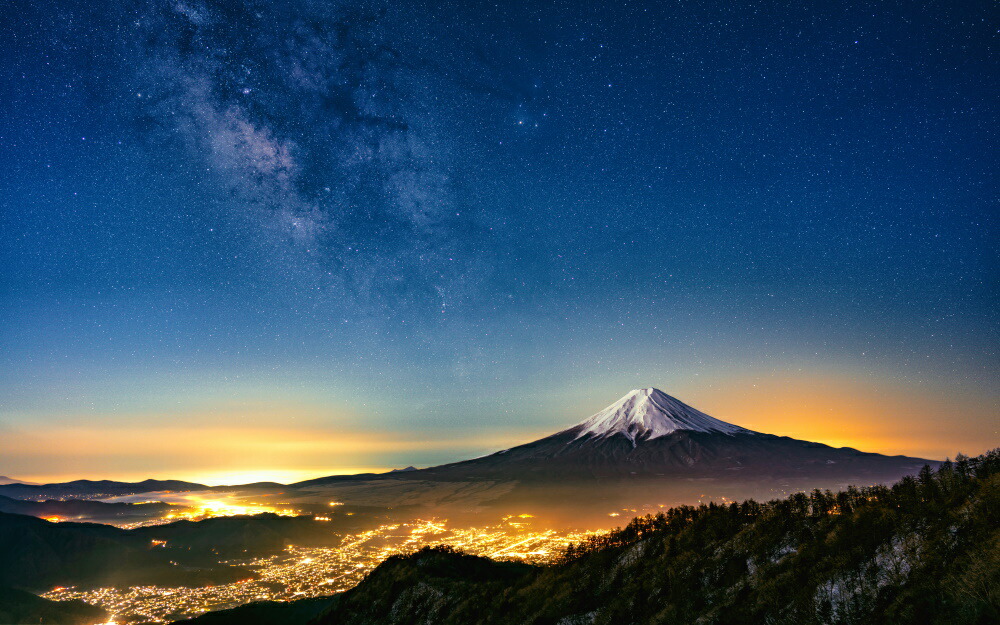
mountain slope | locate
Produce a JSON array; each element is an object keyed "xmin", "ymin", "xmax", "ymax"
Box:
[
  {"xmin": 315, "ymin": 388, "xmax": 932, "ymax": 484},
  {"xmin": 290, "ymin": 389, "xmax": 937, "ymax": 522},
  {"xmin": 0, "ymin": 511, "xmax": 377, "ymax": 592},
  {"xmin": 180, "ymin": 597, "xmax": 333, "ymax": 625},
  {"xmin": 0, "ymin": 512, "xmax": 255, "ymax": 591},
  {"xmin": 0, "ymin": 586, "xmax": 107, "ymax": 625},
  {"xmin": 0, "ymin": 477, "xmax": 38, "ymax": 486}
]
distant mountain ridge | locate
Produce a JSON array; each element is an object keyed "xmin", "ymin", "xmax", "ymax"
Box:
[
  {"xmin": 0, "ymin": 476, "xmax": 38, "ymax": 486},
  {"xmin": 0, "ymin": 494, "xmax": 175, "ymax": 521},
  {"xmin": 0, "ymin": 479, "xmax": 208, "ymax": 501}
]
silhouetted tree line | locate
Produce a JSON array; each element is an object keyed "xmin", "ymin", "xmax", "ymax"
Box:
[{"xmin": 559, "ymin": 449, "xmax": 1000, "ymax": 566}]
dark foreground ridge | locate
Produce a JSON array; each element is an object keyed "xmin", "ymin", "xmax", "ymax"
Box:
[
  {"xmin": 0, "ymin": 586, "xmax": 106, "ymax": 625},
  {"xmin": 185, "ymin": 450, "xmax": 999, "ymax": 625},
  {"xmin": 0, "ymin": 511, "xmax": 374, "ymax": 592}
]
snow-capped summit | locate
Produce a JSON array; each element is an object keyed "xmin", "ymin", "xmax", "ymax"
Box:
[{"xmin": 568, "ymin": 388, "xmax": 755, "ymax": 444}]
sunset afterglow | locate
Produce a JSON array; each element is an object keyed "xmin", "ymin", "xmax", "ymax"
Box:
[{"xmin": 4, "ymin": 367, "xmax": 995, "ymax": 484}]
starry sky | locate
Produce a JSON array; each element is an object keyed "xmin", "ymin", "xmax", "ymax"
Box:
[{"xmin": 1, "ymin": 0, "xmax": 997, "ymax": 484}]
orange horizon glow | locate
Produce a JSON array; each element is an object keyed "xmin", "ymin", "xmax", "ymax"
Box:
[
  {"xmin": 3, "ymin": 371, "xmax": 997, "ymax": 485},
  {"xmin": 0, "ymin": 425, "xmax": 539, "ymax": 486},
  {"xmin": 677, "ymin": 370, "xmax": 998, "ymax": 461},
  {"xmin": 10, "ymin": 467, "xmax": 399, "ymax": 488}
]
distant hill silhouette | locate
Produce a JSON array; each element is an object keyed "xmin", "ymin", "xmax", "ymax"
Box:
[
  {"xmin": 0, "ymin": 476, "xmax": 38, "ymax": 486},
  {"xmin": 0, "ymin": 512, "xmax": 250, "ymax": 591},
  {"xmin": 0, "ymin": 510, "xmax": 375, "ymax": 592},
  {"xmin": 0, "ymin": 494, "xmax": 174, "ymax": 521},
  {"xmin": 0, "ymin": 586, "xmax": 107, "ymax": 625},
  {"xmin": 0, "ymin": 479, "xmax": 207, "ymax": 501}
]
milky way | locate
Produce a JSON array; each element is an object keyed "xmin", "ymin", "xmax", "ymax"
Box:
[{"xmin": 125, "ymin": 0, "xmax": 502, "ymax": 314}]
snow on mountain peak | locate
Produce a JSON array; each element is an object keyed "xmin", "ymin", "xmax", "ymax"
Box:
[{"xmin": 569, "ymin": 388, "xmax": 754, "ymax": 444}]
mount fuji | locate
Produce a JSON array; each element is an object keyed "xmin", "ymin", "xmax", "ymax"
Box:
[{"xmin": 301, "ymin": 388, "xmax": 934, "ymax": 489}]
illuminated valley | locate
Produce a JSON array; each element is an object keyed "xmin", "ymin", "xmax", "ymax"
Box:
[
  {"xmin": 42, "ymin": 515, "xmax": 604, "ymax": 623},
  {"xmin": 103, "ymin": 492, "xmax": 301, "ymax": 528}
]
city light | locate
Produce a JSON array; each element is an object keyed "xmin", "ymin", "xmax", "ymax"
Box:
[{"xmin": 43, "ymin": 516, "xmax": 604, "ymax": 622}]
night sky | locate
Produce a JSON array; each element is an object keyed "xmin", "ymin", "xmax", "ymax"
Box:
[{"xmin": 2, "ymin": 0, "xmax": 996, "ymax": 484}]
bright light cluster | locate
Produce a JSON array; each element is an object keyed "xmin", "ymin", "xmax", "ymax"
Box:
[
  {"xmin": 163, "ymin": 498, "xmax": 299, "ymax": 522},
  {"xmin": 109, "ymin": 493, "xmax": 300, "ymax": 528}
]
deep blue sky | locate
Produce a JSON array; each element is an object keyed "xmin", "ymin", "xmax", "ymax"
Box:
[{"xmin": 1, "ymin": 0, "xmax": 996, "ymax": 482}]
